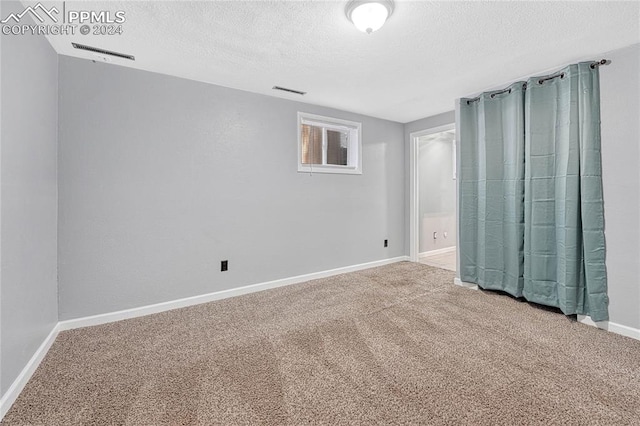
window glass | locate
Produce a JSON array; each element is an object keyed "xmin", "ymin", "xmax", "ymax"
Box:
[
  {"xmin": 301, "ymin": 124, "xmax": 323, "ymax": 165},
  {"xmin": 326, "ymin": 129, "xmax": 349, "ymax": 166}
]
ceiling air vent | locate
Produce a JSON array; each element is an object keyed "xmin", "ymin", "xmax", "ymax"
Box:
[
  {"xmin": 272, "ymin": 86, "xmax": 306, "ymax": 95},
  {"xmin": 71, "ymin": 43, "xmax": 135, "ymax": 61}
]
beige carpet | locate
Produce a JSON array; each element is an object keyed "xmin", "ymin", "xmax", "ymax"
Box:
[{"xmin": 3, "ymin": 262, "xmax": 640, "ymax": 425}]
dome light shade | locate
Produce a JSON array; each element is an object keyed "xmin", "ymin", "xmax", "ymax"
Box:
[{"xmin": 346, "ymin": 0, "xmax": 394, "ymax": 34}]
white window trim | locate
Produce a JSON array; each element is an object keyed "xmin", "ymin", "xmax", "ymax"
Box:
[{"xmin": 297, "ymin": 112, "xmax": 362, "ymax": 175}]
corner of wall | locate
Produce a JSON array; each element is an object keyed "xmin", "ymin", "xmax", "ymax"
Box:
[
  {"xmin": 0, "ymin": 0, "xmax": 61, "ymax": 410},
  {"xmin": 55, "ymin": 43, "xmax": 60, "ymax": 326},
  {"xmin": 0, "ymin": 0, "xmax": 4, "ymax": 398},
  {"xmin": 454, "ymin": 99, "xmax": 462, "ymax": 280}
]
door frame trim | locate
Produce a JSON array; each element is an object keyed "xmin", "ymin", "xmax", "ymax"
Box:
[{"xmin": 408, "ymin": 123, "xmax": 456, "ymax": 263}]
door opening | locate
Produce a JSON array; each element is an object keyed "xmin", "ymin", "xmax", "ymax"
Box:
[{"xmin": 409, "ymin": 124, "xmax": 456, "ymax": 272}]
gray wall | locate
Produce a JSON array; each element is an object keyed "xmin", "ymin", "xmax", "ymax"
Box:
[
  {"xmin": 0, "ymin": 1, "xmax": 59, "ymax": 395},
  {"xmin": 418, "ymin": 134, "xmax": 456, "ymax": 253},
  {"xmin": 58, "ymin": 56, "xmax": 405, "ymax": 320},
  {"xmin": 599, "ymin": 43, "xmax": 640, "ymax": 329}
]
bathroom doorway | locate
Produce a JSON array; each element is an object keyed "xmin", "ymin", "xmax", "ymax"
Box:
[{"xmin": 409, "ymin": 125, "xmax": 456, "ymax": 272}]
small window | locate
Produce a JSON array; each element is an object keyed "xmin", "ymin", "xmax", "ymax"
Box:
[{"xmin": 298, "ymin": 112, "xmax": 362, "ymax": 174}]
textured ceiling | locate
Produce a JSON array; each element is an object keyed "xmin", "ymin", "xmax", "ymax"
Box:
[{"xmin": 26, "ymin": 0, "xmax": 640, "ymax": 123}]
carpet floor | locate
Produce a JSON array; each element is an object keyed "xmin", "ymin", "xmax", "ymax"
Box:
[{"xmin": 3, "ymin": 262, "xmax": 640, "ymax": 425}]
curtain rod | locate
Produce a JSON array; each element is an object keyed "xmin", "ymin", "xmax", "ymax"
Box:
[{"xmin": 465, "ymin": 59, "xmax": 610, "ymax": 105}]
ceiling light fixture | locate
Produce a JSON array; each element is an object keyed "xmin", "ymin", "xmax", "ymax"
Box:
[{"xmin": 345, "ymin": 0, "xmax": 394, "ymax": 34}]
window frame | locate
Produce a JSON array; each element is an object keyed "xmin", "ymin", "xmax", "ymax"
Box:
[{"xmin": 297, "ymin": 112, "xmax": 362, "ymax": 175}]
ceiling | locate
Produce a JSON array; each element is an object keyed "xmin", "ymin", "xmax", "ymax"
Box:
[{"xmin": 25, "ymin": 0, "xmax": 640, "ymax": 123}]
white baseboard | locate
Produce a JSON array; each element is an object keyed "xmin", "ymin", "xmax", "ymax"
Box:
[
  {"xmin": 577, "ymin": 315, "xmax": 640, "ymax": 341},
  {"xmin": 453, "ymin": 277, "xmax": 478, "ymax": 290},
  {"xmin": 5, "ymin": 256, "xmax": 636, "ymax": 421},
  {"xmin": 1, "ymin": 255, "xmax": 409, "ymax": 420},
  {"xmin": 58, "ymin": 256, "xmax": 410, "ymax": 331},
  {"xmin": 0, "ymin": 324, "xmax": 60, "ymax": 420},
  {"xmin": 419, "ymin": 246, "xmax": 456, "ymax": 258},
  {"xmin": 452, "ymin": 285, "xmax": 639, "ymax": 341}
]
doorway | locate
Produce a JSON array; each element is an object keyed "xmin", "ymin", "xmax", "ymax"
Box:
[{"xmin": 409, "ymin": 124, "xmax": 456, "ymax": 272}]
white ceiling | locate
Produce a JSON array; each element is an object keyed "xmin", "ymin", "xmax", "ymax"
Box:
[{"xmin": 27, "ymin": 0, "xmax": 640, "ymax": 123}]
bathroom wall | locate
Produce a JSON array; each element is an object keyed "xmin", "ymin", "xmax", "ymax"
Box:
[{"xmin": 418, "ymin": 132, "xmax": 456, "ymax": 254}]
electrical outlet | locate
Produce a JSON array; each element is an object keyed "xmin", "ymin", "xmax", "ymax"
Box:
[
  {"xmin": 384, "ymin": 239, "xmax": 388, "ymax": 248},
  {"xmin": 221, "ymin": 260, "xmax": 228, "ymax": 272}
]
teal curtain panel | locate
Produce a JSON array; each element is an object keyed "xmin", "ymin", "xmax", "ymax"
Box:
[
  {"xmin": 459, "ymin": 83, "xmax": 526, "ymax": 297},
  {"xmin": 459, "ymin": 62, "xmax": 608, "ymax": 321},
  {"xmin": 524, "ymin": 63, "xmax": 608, "ymax": 321}
]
